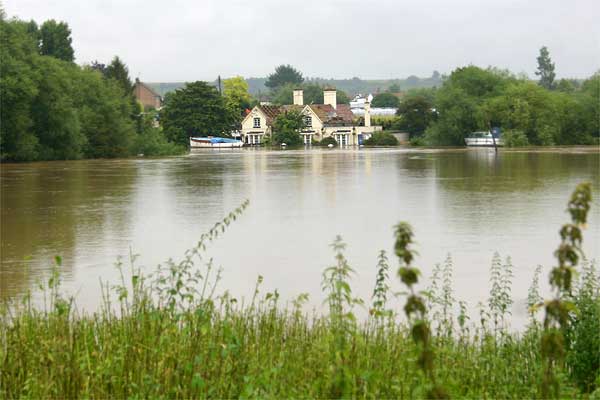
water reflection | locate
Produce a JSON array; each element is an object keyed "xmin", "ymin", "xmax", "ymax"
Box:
[{"xmin": 1, "ymin": 148, "xmax": 598, "ymax": 329}]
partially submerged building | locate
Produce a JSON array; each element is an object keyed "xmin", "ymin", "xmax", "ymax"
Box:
[{"xmin": 241, "ymin": 88, "xmax": 381, "ymax": 145}]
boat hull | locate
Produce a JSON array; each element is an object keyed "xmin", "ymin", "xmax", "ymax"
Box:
[
  {"xmin": 190, "ymin": 137, "xmax": 243, "ymax": 148},
  {"xmin": 465, "ymin": 138, "xmax": 504, "ymax": 147}
]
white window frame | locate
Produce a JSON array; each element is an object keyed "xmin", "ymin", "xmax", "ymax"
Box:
[
  {"xmin": 253, "ymin": 117, "xmax": 261, "ymax": 128},
  {"xmin": 304, "ymin": 115, "xmax": 312, "ymax": 127}
]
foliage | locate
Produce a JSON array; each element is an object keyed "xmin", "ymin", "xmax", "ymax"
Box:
[
  {"xmin": 424, "ymin": 66, "xmax": 511, "ymax": 146},
  {"xmin": 104, "ymin": 56, "xmax": 133, "ymax": 95},
  {"xmin": 536, "ymin": 46, "xmax": 556, "ymax": 90},
  {"xmin": 539, "ymin": 183, "xmax": 592, "ymax": 398},
  {"xmin": 0, "ymin": 186, "xmax": 598, "ymax": 398},
  {"xmin": 370, "ymin": 250, "xmax": 392, "ymax": 318},
  {"xmin": 409, "ymin": 136, "xmax": 428, "ymax": 146},
  {"xmin": 38, "ymin": 19, "xmax": 74, "ymax": 62},
  {"xmin": 271, "ymin": 110, "xmax": 304, "ymax": 146},
  {"xmin": 0, "ymin": 15, "xmax": 147, "ymax": 161},
  {"xmin": 565, "ymin": 260, "xmax": 600, "ymax": 393},
  {"xmin": 502, "ymin": 130, "xmax": 530, "ymax": 147},
  {"xmin": 424, "ymin": 64, "xmax": 597, "ymax": 146},
  {"xmin": 223, "ymin": 76, "xmax": 254, "ymax": 123},
  {"xmin": 265, "ymin": 64, "xmax": 303, "ymax": 90},
  {"xmin": 395, "ymin": 222, "xmax": 448, "ymax": 398},
  {"xmin": 363, "ymin": 132, "xmax": 399, "ymax": 146},
  {"xmin": 396, "ymin": 91, "xmax": 437, "ymax": 136},
  {"xmin": 161, "ymin": 81, "xmax": 233, "ymax": 146},
  {"xmin": 319, "ymin": 136, "xmax": 338, "ymax": 146},
  {"xmin": 132, "ymin": 113, "xmax": 186, "ymax": 156},
  {"xmin": 371, "ymin": 92, "xmax": 400, "ymax": 108}
]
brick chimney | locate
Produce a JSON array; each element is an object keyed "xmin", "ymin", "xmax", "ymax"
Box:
[
  {"xmin": 364, "ymin": 101, "xmax": 371, "ymax": 127},
  {"xmin": 323, "ymin": 88, "xmax": 337, "ymax": 109},
  {"xmin": 293, "ymin": 89, "xmax": 304, "ymax": 105}
]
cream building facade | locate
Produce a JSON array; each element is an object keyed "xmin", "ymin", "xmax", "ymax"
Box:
[{"xmin": 240, "ymin": 88, "xmax": 381, "ymax": 145}]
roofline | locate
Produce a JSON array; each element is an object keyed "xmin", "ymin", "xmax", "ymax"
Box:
[
  {"xmin": 304, "ymin": 105, "xmax": 324, "ymax": 124},
  {"xmin": 136, "ymin": 81, "xmax": 161, "ymax": 99},
  {"xmin": 241, "ymin": 105, "xmax": 266, "ymax": 125}
]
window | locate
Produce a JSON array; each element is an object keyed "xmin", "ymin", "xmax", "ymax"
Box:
[
  {"xmin": 253, "ymin": 117, "xmax": 261, "ymax": 128},
  {"xmin": 304, "ymin": 116, "xmax": 312, "ymax": 127}
]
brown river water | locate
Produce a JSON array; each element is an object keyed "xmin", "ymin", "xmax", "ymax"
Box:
[{"xmin": 1, "ymin": 147, "xmax": 599, "ymax": 327}]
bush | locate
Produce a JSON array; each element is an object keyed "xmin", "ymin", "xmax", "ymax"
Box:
[
  {"xmin": 566, "ymin": 263, "xmax": 600, "ymax": 393},
  {"xmin": 409, "ymin": 136, "xmax": 427, "ymax": 146},
  {"xmin": 319, "ymin": 136, "xmax": 338, "ymax": 146},
  {"xmin": 133, "ymin": 128, "xmax": 186, "ymax": 156},
  {"xmin": 272, "ymin": 130, "xmax": 303, "ymax": 146},
  {"xmin": 364, "ymin": 132, "xmax": 399, "ymax": 146},
  {"xmin": 537, "ymin": 125, "xmax": 556, "ymax": 146},
  {"xmin": 502, "ymin": 130, "xmax": 529, "ymax": 147}
]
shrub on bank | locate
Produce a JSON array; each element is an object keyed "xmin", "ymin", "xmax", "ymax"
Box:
[
  {"xmin": 319, "ymin": 136, "xmax": 338, "ymax": 146},
  {"xmin": 132, "ymin": 128, "xmax": 186, "ymax": 156},
  {"xmin": 409, "ymin": 136, "xmax": 427, "ymax": 146},
  {"xmin": 364, "ymin": 132, "xmax": 399, "ymax": 146},
  {"xmin": 272, "ymin": 130, "xmax": 303, "ymax": 146},
  {"xmin": 502, "ymin": 130, "xmax": 530, "ymax": 147}
]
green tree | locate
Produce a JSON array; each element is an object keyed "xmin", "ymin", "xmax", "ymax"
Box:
[
  {"xmin": 0, "ymin": 16, "xmax": 41, "ymax": 161},
  {"xmin": 272, "ymin": 110, "xmax": 304, "ymax": 146},
  {"xmin": 76, "ymin": 67, "xmax": 137, "ymax": 158},
  {"xmin": 425, "ymin": 86, "xmax": 480, "ymax": 145},
  {"xmin": 105, "ymin": 56, "xmax": 133, "ymax": 95},
  {"xmin": 30, "ymin": 57, "xmax": 86, "ymax": 160},
  {"xmin": 265, "ymin": 64, "xmax": 303, "ymax": 90},
  {"xmin": 424, "ymin": 66, "xmax": 515, "ymax": 145},
  {"xmin": 371, "ymin": 92, "xmax": 400, "ymax": 108},
  {"xmin": 395, "ymin": 93, "xmax": 436, "ymax": 136},
  {"xmin": 161, "ymin": 81, "xmax": 232, "ymax": 145},
  {"xmin": 536, "ymin": 46, "xmax": 556, "ymax": 90},
  {"xmin": 39, "ymin": 19, "xmax": 74, "ymax": 62},
  {"xmin": 223, "ymin": 76, "xmax": 253, "ymax": 122}
]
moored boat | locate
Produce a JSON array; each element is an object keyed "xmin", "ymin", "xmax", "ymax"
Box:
[
  {"xmin": 465, "ymin": 131, "xmax": 503, "ymax": 147},
  {"xmin": 190, "ymin": 136, "xmax": 243, "ymax": 148}
]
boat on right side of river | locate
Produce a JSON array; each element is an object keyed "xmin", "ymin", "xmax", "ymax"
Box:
[{"xmin": 465, "ymin": 131, "xmax": 504, "ymax": 147}]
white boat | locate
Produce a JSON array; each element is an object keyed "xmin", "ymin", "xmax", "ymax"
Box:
[
  {"xmin": 465, "ymin": 131, "xmax": 503, "ymax": 147},
  {"xmin": 190, "ymin": 136, "xmax": 243, "ymax": 148}
]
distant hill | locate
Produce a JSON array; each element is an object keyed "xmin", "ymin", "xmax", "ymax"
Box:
[{"xmin": 146, "ymin": 73, "xmax": 443, "ymax": 98}]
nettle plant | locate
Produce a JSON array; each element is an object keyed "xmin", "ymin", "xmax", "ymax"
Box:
[
  {"xmin": 395, "ymin": 223, "xmax": 448, "ymax": 399},
  {"xmin": 537, "ymin": 183, "xmax": 592, "ymax": 399},
  {"xmin": 370, "ymin": 250, "xmax": 392, "ymax": 319}
]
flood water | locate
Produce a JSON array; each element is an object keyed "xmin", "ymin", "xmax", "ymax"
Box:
[{"xmin": 1, "ymin": 147, "xmax": 599, "ymax": 326}]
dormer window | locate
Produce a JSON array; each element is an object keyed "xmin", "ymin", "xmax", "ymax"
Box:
[
  {"xmin": 253, "ymin": 117, "xmax": 261, "ymax": 128},
  {"xmin": 304, "ymin": 115, "xmax": 312, "ymax": 127}
]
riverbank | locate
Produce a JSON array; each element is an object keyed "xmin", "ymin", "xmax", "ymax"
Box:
[{"xmin": 1, "ymin": 188, "xmax": 599, "ymax": 398}]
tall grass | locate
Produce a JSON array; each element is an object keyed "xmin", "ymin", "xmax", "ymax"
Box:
[{"xmin": 1, "ymin": 188, "xmax": 599, "ymax": 398}]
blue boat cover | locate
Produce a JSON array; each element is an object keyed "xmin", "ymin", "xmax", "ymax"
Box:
[{"xmin": 192, "ymin": 137, "xmax": 241, "ymax": 144}]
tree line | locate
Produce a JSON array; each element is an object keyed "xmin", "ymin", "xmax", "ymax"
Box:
[
  {"xmin": 394, "ymin": 48, "xmax": 599, "ymax": 146},
  {"xmin": 0, "ymin": 12, "xmax": 182, "ymax": 162}
]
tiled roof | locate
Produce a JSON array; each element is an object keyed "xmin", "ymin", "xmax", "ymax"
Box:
[
  {"xmin": 257, "ymin": 103, "xmax": 355, "ymax": 127},
  {"xmin": 136, "ymin": 81, "xmax": 161, "ymax": 98},
  {"xmin": 308, "ymin": 104, "xmax": 354, "ymax": 126},
  {"xmin": 256, "ymin": 105, "xmax": 283, "ymax": 125}
]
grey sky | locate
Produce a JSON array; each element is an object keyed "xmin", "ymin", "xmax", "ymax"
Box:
[{"xmin": 5, "ymin": 0, "xmax": 600, "ymax": 81}]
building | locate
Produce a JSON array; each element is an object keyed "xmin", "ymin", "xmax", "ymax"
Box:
[
  {"xmin": 240, "ymin": 88, "xmax": 382, "ymax": 145},
  {"xmin": 133, "ymin": 79, "xmax": 162, "ymax": 110}
]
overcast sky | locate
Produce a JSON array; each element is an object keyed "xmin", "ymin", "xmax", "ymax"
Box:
[{"xmin": 5, "ymin": 0, "xmax": 600, "ymax": 82}]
